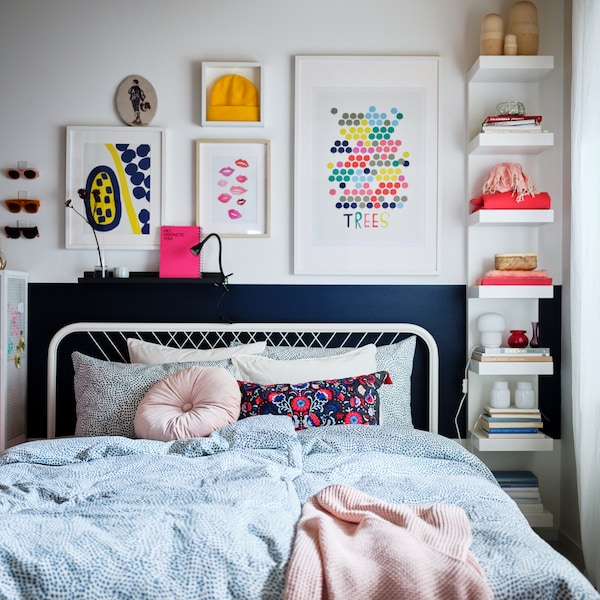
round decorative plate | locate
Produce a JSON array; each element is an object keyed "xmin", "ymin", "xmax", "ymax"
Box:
[{"xmin": 115, "ymin": 74, "xmax": 157, "ymax": 126}]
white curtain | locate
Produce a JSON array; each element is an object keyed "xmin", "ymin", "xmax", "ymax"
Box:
[{"xmin": 571, "ymin": 0, "xmax": 600, "ymax": 589}]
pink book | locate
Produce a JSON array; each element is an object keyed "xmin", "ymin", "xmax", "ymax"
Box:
[
  {"xmin": 159, "ymin": 226, "xmax": 202, "ymax": 278},
  {"xmin": 477, "ymin": 277, "xmax": 553, "ymax": 286}
]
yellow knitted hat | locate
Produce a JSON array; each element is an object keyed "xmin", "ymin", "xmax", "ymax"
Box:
[{"xmin": 207, "ymin": 74, "xmax": 259, "ymax": 122}]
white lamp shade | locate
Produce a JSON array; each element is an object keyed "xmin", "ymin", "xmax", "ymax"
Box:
[{"xmin": 476, "ymin": 312, "xmax": 506, "ymax": 348}]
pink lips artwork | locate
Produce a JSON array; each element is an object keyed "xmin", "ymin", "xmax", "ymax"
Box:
[{"xmin": 215, "ymin": 158, "xmax": 251, "ymax": 221}]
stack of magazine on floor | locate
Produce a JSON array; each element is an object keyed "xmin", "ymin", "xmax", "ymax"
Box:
[
  {"xmin": 479, "ymin": 405, "xmax": 545, "ymax": 439},
  {"xmin": 492, "ymin": 470, "xmax": 545, "ymax": 515},
  {"xmin": 471, "ymin": 346, "xmax": 552, "ymax": 362}
]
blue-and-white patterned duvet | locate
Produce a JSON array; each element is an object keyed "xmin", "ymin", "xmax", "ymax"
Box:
[{"xmin": 0, "ymin": 416, "xmax": 597, "ymax": 599}]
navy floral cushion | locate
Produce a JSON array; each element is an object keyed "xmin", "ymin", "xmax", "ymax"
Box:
[{"xmin": 238, "ymin": 371, "xmax": 391, "ymax": 430}]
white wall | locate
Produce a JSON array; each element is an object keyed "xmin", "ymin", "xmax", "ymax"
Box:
[
  {"xmin": 0, "ymin": 0, "xmax": 565, "ymax": 284},
  {"xmin": 1, "ymin": 0, "xmax": 580, "ymax": 554}
]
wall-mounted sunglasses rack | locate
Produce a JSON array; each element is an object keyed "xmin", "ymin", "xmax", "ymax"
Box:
[{"xmin": 3, "ymin": 163, "xmax": 40, "ymax": 239}]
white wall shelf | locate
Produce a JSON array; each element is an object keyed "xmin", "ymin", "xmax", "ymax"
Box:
[
  {"xmin": 468, "ymin": 209, "xmax": 554, "ymax": 227},
  {"xmin": 525, "ymin": 510, "xmax": 555, "ymax": 529},
  {"xmin": 468, "ymin": 132, "xmax": 554, "ymax": 155},
  {"xmin": 470, "ymin": 428, "xmax": 554, "ymax": 452},
  {"xmin": 468, "ymin": 285, "xmax": 554, "ymax": 299},
  {"xmin": 467, "ymin": 55, "xmax": 554, "ymax": 83},
  {"xmin": 469, "ymin": 360, "xmax": 554, "ymax": 376}
]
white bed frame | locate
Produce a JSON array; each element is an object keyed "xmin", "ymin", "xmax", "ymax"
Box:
[{"xmin": 47, "ymin": 322, "xmax": 439, "ymax": 439}]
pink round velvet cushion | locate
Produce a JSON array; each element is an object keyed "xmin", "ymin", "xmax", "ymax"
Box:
[{"xmin": 134, "ymin": 367, "xmax": 241, "ymax": 441}]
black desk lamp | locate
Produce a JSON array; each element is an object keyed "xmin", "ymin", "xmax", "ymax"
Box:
[{"xmin": 189, "ymin": 232, "xmax": 233, "ymax": 289}]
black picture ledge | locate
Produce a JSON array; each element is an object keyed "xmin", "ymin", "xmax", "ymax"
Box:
[{"xmin": 78, "ymin": 271, "xmax": 225, "ymax": 284}]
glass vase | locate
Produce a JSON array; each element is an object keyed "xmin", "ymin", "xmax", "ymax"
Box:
[
  {"xmin": 515, "ymin": 381, "xmax": 535, "ymax": 409},
  {"xmin": 508, "ymin": 329, "xmax": 528, "ymax": 348},
  {"xmin": 530, "ymin": 321, "xmax": 540, "ymax": 348},
  {"xmin": 490, "ymin": 381, "xmax": 510, "ymax": 408}
]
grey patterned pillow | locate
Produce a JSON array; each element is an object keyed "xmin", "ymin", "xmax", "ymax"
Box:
[
  {"xmin": 262, "ymin": 336, "xmax": 416, "ymax": 428},
  {"xmin": 72, "ymin": 352, "xmax": 235, "ymax": 438},
  {"xmin": 374, "ymin": 337, "xmax": 416, "ymax": 428}
]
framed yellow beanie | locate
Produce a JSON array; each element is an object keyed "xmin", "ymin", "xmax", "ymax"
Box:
[{"xmin": 207, "ymin": 74, "xmax": 259, "ymax": 122}]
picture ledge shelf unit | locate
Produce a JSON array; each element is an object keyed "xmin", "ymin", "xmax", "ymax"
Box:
[{"xmin": 466, "ymin": 55, "xmax": 557, "ymax": 529}]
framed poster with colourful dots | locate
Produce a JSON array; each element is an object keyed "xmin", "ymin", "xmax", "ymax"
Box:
[
  {"xmin": 65, "ymin": 126, "xmax": 165, "ymax": 250},
  {"xmin": 294, "ymin": 56, "xmax": 439, "ymax": 275}
]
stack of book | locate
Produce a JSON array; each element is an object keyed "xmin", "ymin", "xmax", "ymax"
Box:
[
  {"xmin": 492, "ymin": 470, "xmax": 545, "ymax": 515},
  {"xmin": 471, "ymin": 346, "xmax": 551, "ymax": 363},
  {"xmin": 481, "ymin": 115, "xmax": 543, "ymax": 133},
  {"xmin": 479, "ymin": 405, "xmax": 545, "ymax": 439}
]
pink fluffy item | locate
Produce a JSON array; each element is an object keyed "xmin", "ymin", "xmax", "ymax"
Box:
[
  {"xmin": 284, "ymin": 484, "xmax": 492, "ymax": 600},
  {"xmin": 481, "ymin": 163, "xmax": 537, "ymax": 202}
]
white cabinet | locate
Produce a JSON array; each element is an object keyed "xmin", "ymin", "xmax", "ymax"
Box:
[
  {"xmin": 0, "ymin": 270, "xmax": 28, "ymax": 451},
  {"xmin": 466, "ymin": 57, "xmax": 558, "ymax": 529}
]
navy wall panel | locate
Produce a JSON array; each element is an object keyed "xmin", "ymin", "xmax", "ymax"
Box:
[{"xmin": 28, "ymin": 283, "xmax": 467, "ymax": 438}]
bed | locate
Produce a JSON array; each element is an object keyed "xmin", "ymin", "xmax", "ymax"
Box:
[{"xmin": 0, "ymin": 321, "xmax": 597, "ymax": 599}]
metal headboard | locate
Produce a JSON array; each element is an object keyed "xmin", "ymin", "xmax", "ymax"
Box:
[{"xmin": 47, "ymin": 322, "xmax": 439, "ymax": 439}]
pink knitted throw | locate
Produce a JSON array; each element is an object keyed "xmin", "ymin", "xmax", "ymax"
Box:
[
  {"xmin": 284, "ymin": 484, "xmax": 492, "ymax": 600},
  {"xmin": 482, "ymin": 162, "xmax": 537, "ymax": 202}
]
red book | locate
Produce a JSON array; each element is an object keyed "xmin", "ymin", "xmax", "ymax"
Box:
[
  {"xmin": 159, "ymin": 226, "xmax": 202, "ymax": 278},
  {"xmin": 482, "ymin": 115, "xmax": 542, "ymax": 125},
  {"xmin": 470, "ymin": 191, "xmax": 551, "ymax": 212}
]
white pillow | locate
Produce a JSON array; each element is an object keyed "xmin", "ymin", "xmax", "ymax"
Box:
[
  {"xmin": 127, "ymin": 337, "xmax": 266, "ymax": 365},
  {"xmin": 231, "ymin": 344, "xmax": 377, "ymax": 385},
  {"xmin": 260, "ymin": 337, "xmax": 417, "ymax": 428},
  {"xmin": 134, "ymin": 367, "xmax": 241, "ymax": 441}
]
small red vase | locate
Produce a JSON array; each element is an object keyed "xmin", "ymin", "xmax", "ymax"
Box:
[{"xmin": 508, "ymin": 329, "xmax": 529, "ymax": 348}]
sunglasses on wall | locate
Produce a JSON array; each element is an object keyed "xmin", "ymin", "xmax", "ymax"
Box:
[
  {"xmin": 4, "ymin": 225, "xmax": 39, "ymax": 239},
  {"xmin": 5, "ymin": 168, "xmax": 39, "ymax": 180},
  {"xmin": 4, "ymin": 199, "xmax": 40, "ymax": 213}
]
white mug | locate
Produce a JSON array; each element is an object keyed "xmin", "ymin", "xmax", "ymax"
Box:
[{"xmin": 113, "ymin": 267, "xmax": 129, "ymax": 279}]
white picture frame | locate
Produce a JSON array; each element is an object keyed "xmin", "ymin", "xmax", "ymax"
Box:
[
  {"xmin": 294, "ymin": 55, "xmax": 440, "ymax": 275},
  {"xmin": 196, "ymin": 139, "xmax": 270, "ymax": 237},
  {"xmin": 201, "ymin": 62, "xmax": 264, "ymax": 127},
  {"xmin": 65, "ymin": 125, "xmax": 165, "ymax": 250}
]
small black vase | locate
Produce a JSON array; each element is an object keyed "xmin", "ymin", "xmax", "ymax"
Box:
[{"xmin": 530, "ymin": 321, "xmax": 540, "ymax": 348}]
